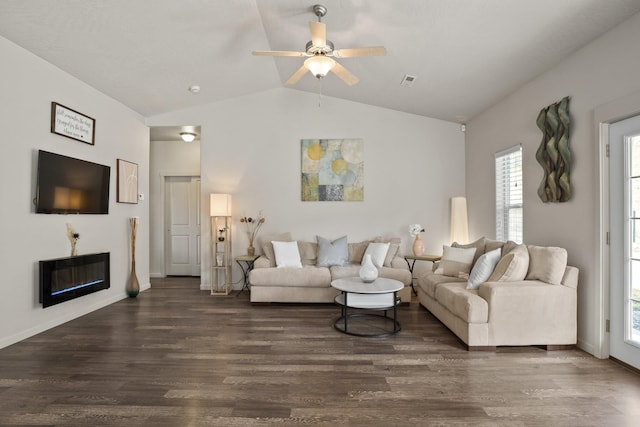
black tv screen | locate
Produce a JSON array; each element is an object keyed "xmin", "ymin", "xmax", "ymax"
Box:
[{"xmin": 36, "ymin": 150, "xmax": 110, "ymax": 214}]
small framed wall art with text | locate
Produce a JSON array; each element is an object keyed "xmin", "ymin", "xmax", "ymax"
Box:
[{"xmin": 50, "ymin": 102, "xmax": 96, "ymax": 145}]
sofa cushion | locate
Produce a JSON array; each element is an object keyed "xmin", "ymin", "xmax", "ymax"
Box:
[
  {"xmin": 467, "ymin": 248, "xmax": 502, "ymax": 290},
  {"xmin": 348, "ymin": 240, "xmax": 371, "ymax": 264},
  {"xmin": 297, "ymin": 241, "xmax": 318, "ymax": 266},
  {"xmin": 272, "ymin": 241, "xmax": 302, "ymax": 268},
  {"xmin": 526, "ymin": 245, "xmax": 568, "ymax": 285},
  {"xmin": 487, "ymin": 243, "xmax": 529, "ymax": 282},
  {"xmin": 260, "ymin": 232, "xmax": 292, "ymax": 267},
  {"xmin": 484, "ymin": 238, "xmax": 506, "ymax": 254},
  {"xmin": 435, "ymin": 246, "xmax": 477, "ymax": 278},
  {"xmin": 418, "ymin": 273, "xmax": 466, "ymax": 298},
  {"xmin": 249, "ymin": 266, "xmax": 331, "ymax": 287},
  {"xmin": 453, "ymin": 237, "xmax": 486, "ymax": 267},
  {"xmin": 317, "ymin": 235, "xmax": 349, "ymax": 267},
  {"xmin": 363, "ymin": 242, "xmax": 390, "ymax": 267},
  {"xmin": 433, "ymin": 282, "xmax": 489, "ymax": 324}
]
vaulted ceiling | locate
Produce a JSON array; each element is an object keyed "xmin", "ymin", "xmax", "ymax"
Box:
[{"xmin": 1, "ymin": 0, "xmax": 640, "ymax": 123}]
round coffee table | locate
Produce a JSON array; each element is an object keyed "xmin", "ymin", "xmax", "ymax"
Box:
[{"xmin": 330, "ymin": 277, "xmax": 403, "ymax": 337}]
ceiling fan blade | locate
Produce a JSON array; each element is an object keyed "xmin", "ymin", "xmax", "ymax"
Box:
[
  {"xmin": 331, "ymin": 62, "xmax": 359, "ymax": 86},
  {"xmin": 252, "ymin": 50, "xmax": 307, "ymax": 57},
  {"xmin": 309, "ymin": 21, "xmax": 326, "ymax": 48},
  {"xmin": 333, "ymin": 46, "xmax": 387, "ymax": 58},
  {"xmin": 286, "ymin": 65, "xmax": 309, "ymax": 85}
]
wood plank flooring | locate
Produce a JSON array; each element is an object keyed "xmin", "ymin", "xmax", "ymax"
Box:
[{"xmin": 1, "ymin": 276, "xmax": 639, "ymax": 426}]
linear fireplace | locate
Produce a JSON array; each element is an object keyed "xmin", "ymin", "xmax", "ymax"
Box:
[{"xmin": 39, "ymin": 252, "xmax": 110, "ymax": 308}]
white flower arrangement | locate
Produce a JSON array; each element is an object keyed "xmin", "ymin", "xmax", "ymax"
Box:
[{"xmin": 408, "ymin": 224, "xmax": 425, "ymax": 236}]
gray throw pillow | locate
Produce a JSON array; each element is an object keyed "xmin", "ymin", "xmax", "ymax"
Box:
[{"xmin": 316, "ymin": 235, "xmax": 349, "ymax": 267}]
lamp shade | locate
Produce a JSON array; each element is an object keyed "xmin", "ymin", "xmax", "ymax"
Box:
[
  {"xmin": 305, "ymin": 55, "xmax": 335, "ymax": 78},
  {"xmin": 210, "ymin": 193, "xmax": 232, "ymax": 217},
  {"xmin": 450, "ymin": 196, "xmax": 469, "ymax": 244},
  {"xmin": 180, "ymin": 132, "xmax": 197, "ymax": 142}
]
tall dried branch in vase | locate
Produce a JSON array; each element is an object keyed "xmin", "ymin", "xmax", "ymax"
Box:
[
  {"xmin": 240, "ymin": 211, "xmax": 265, "ymax": 256},
  {"xmin": 66, "ymin": 223, "xmax": 80, "ymax": 257}
]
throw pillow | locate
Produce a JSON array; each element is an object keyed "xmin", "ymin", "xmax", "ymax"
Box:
[
  {"xmin": 373, "ymin": 236, "xmax": 401, "ymax": 267},
  {"xmin": 466, "ymin": 248, "xmax": 502, "ymax": 289},
  {"xmin": 453, "ymin": 237, "xmax": 486, "ymax": 267},
  {"xmin": 363, "ymin": 242, "xmax": 390, "ymax": 268},
  {"xmin": 316, "ymin": 235, "xmax": 349, "ymax": 267},
  {"xmin": 434, "ymin": 245, "xmax": 477, "ymax": 279},
  {"xmin": 525, "ymin": 245, "xmax": 568, "ymax": 285},
  {"xmin": 272, "ymin": 241, "xmax": 302, "ymax": 268},
  {"xmin": 348, "ymin": 240, "xmax": 371, "ymax": 264},
  {"xmin": 487, "ymin": 244, "xmax": 529, "ymax": 282},
  {"xmin": 260, "ymin": 232, "xmax": 292, "ymax": 267}
]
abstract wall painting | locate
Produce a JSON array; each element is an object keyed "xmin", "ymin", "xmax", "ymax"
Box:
[
  {"xmin": 536, "ymin": 96, "xmax": 572, "ymax": 203},
  {"xmin": 301, "ymin": 138, "xmax": 364, "ymax": 201}
]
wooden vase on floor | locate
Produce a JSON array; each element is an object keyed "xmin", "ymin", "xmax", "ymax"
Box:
[
  {"xmin": 126, "ymin": 217, "xmax": 140, "ymax": 298},
  {"xmin": 413, "ymin": 234, "xmax": 424, "ymax": 256}
]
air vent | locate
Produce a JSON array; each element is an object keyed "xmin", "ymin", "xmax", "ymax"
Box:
[{"xmin": 400, "ymin": 74, "xmax": 417, "ymax": 87}]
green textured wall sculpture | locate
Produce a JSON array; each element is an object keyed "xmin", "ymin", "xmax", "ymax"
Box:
[{"xmin": 536, "ymin": 96, "xmax": 571, "ymax": 203}]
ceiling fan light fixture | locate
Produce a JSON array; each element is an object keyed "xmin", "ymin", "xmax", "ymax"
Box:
[
  {"xmin": 305, "ymin": 55, "xmax": 335, "ymax": 79},
  {"xmin": 180, "ymin": 132, "xmax": 197, "ymax": 142}
]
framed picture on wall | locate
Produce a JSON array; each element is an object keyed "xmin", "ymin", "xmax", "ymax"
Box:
[
  {"xmin": 50, "ymin": 102, "xmax": 96, "ymax": 145},
  {"xmin": 117, "ymin": 159, "xmax": 138, "ymax": 204}
]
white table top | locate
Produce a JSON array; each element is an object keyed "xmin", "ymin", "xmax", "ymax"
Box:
[{"xmin": 331, "ymin": 277, "xmax": 403, "ymax": 294}]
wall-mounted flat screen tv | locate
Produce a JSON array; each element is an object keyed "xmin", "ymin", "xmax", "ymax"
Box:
[{"xmin": 36, "ymin": 150, "xmax": 110, "ymax": 214}]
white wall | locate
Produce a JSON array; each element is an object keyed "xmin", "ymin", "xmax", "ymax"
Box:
[
  {"xmin": 147, "ymin": 88, "xmax": 465, "ymax": 286},
  {"xmin": 465, "ymin": 12, "xmax": 640, "ymax": 355},
  {"xmin": 149, "ymin": 140, "xmax": 201, "ymax": 277},
  {"xmin": 0, "ymin": 36, "xmax": 150, "ymax": 349}
]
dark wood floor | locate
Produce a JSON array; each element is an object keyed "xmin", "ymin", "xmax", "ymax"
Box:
[{"xmin": 1, "ymin": 277, "xmax": 639, "ymax": 426}]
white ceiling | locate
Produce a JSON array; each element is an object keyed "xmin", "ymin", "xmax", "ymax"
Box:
[{"xmin": 1, "ymin": 0, "xmax": 640, "ymax": 124}]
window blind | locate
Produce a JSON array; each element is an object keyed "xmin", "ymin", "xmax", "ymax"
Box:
[{"xmin": 495, "ymin": 145, "xmax": 523, "ymax": 243}]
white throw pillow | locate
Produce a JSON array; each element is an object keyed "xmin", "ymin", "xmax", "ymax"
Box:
[
  {"xmin": 434, "ymin": 246, "xmax": 477, "ymax": 279},
  {"xmin": 272, "ymin": 241, "xmax": 302, "ymax": 268},
  {"xmin": 363, "ymin": 242, "xmax": 390, "ymax": 268},
  {"xmin": 466, "ymin": 248, "xmax": 502, "ymax": 289}
]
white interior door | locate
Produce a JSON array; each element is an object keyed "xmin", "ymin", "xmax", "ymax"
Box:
[
  {"xmin": 165, "ymin": 177, "xmax": 201, "ymax": 276},
  {"xmin": 609, "ymin": 114, "xmax": 640, "ymax": 370}
]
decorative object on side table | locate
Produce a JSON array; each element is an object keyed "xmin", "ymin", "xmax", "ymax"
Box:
[
  {"xmin": 240, "ymin": 211, "xmax": 265, "ymax": 256},
  {"xmin": 409, "ymin": 223, "xmax": 425, "ymax": 256},
  {"xmin": 359, "ymin": 253, "xmax": 378, "ymax": 282},
  {"xmin": 127, "ymin": 216, "xmax": 140, "ymax": 298},
  {"xmin": 66, "ymin": 223, "xmax": 80, "ymax": 257}
]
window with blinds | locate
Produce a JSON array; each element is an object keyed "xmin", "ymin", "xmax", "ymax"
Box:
[{"xmin": 495, "ymin": 145, "xmax": 523, "ymax": 243}]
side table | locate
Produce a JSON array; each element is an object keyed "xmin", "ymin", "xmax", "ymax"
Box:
[
  {"xmin": 236, "ymin": 255, "xmax": 260, "ymax": 293},
  {"xmin": 404, "ymin": 254, "xmax": 442, "ymax": 295}
]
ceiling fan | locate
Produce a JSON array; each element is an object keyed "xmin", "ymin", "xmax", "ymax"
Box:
[{"xmin": 252, "ymin": 4, "xmax": 386, "ymax": 86}]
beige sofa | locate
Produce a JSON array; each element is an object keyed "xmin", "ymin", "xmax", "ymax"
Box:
[
  {"xmin": 249, "ymin": 233, "xmax": 412, "ymax": 303},
  {"xmin": 417, "ymin": 238, "xmax": 579, "ymax": 350}
]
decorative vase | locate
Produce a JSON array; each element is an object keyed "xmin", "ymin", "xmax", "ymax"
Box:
[
  {"xmin": 359, "ymin": 254, "xmax": 378, "ymax": 283},
  {"xmin": 247, "ymin": 245, "xmax": 255, "ymax": 256},
  {"xmin": 126, "ymin": 217, "xmax": 140, "ymax": 298},
  {"xmin": 127, "ymin": 260, "xmax": 140, "ymax": 298},
  {"xmin": 413, "ymin": 234, "xmax": 424, "ymax": 256}
]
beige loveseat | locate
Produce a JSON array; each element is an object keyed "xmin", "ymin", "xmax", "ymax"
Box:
[
  {"xmin": 249, "ymin": 233, "xmax": 412, "ymax": 303},
  {"xmin": 417, "ymin": 238, "xmax": 578, "ymax": 350}
]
